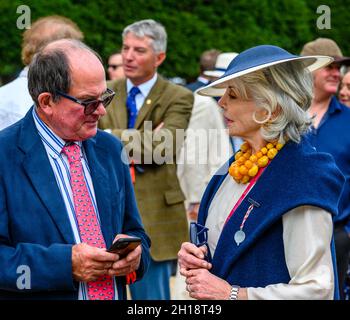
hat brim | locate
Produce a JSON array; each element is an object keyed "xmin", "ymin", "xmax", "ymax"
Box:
[
  {"xmin": 203, "ymin": 70, "xmax": 225, "ymax": 78},
  {"xmin": 333, "ymin": 56, "xmax": 350, "ymax": 66},
  {"xmin": 197, "ymin": 55, "xmax": 333, "ymax": 97}
]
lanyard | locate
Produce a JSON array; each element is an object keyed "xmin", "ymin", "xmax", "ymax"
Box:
[
  {"xmin": 130, "ymin": 160, "xmax": 136, "ymax": 184},
  {"xmin": 224, "ymin": 166, "xmax": 266, "ymax": 226}
]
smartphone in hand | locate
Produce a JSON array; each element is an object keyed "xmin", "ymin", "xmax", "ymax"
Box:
[{"xmin": 107, "ymin": 236, "xmax": 141, "ymax": 257}]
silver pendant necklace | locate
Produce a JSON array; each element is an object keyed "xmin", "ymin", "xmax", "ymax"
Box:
[
  {"xmin": 234, "ymin": 203, "xmax": 255, "ymax": 246},
  {"xmin": 234, "ymin": 229, "xmax": 246, "ymax": 246}
]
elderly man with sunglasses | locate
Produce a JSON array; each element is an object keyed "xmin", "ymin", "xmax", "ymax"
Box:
[{"xmin": 0, "ymin": 39, "xmax": 151, "ymax": 300}]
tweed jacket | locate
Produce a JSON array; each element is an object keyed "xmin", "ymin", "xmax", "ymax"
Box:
[{"xmin": 99, "ymin": 76, "xmax": 194, "ymax": 260}]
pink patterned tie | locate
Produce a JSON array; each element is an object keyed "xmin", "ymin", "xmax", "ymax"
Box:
[{"xmin": 62, "ymin": 143, "xmax": 114, "ymax": 300}]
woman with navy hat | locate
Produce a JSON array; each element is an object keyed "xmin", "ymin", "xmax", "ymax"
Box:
[{"xmin": 177, "ymin": 45, "xmax": 345, "ymax": 300}]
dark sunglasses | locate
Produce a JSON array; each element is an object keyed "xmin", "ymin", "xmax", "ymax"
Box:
[
  {"xmin": 56, "ymin": 88, "xmax": 115, "ymax": 115},
  {"xmin": 189, "ymin": 222, "xmax": 212, "ymax": 262},
  {"xmin": 108, "ymin": 64, "xmax": 122, "ymax": 70}
]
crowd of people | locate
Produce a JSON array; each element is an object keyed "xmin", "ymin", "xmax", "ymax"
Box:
[{"xmin": 0, "ymin": 14, "xmax": 349, "ymax": 301}]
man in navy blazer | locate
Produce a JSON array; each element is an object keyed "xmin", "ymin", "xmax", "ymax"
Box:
[{"xmin": 0, "ymin": 39, "xmax": 150, "ymax": 299}]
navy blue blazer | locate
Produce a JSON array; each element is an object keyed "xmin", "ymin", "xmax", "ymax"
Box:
[{"xmin": 0, "ymin": 108, "xmax": 150, "ymax": 299}]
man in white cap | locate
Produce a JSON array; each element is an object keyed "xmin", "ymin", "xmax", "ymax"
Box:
[{"xmin": 301, "ymin": 37, "xmax": 350, "ymax": 299}]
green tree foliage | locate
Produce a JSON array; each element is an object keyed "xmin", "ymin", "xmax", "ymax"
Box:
[{"xmin": 0, "ymin": 0, "xmax": 349, "ymax": 84}]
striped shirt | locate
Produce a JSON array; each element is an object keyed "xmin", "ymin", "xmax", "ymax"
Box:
[{"xmin": 32, "ymin": 108, "xmax": 118, "ymax": 300}]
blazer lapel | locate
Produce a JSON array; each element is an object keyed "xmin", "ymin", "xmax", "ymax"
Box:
[
  {"xmin": 19, "ymin": 111, "xmax": 75, "ymax": 244},
  {"xmin": 134, "ymin": 76, "xmax": 165, "ymax": 129},
  {"xmin": 83, "ymin": 137, "xmax": 113, "ymax": 245}
]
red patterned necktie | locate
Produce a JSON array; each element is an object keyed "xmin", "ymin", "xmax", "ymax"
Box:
[{"xmin": 62, "ymin": 143, "xmax": 114, "ymax": 300}]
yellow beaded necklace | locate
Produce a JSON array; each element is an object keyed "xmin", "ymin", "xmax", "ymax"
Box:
[{"xmin": 228, "ymin": 141, "xmax": 284, "ymax": 184}]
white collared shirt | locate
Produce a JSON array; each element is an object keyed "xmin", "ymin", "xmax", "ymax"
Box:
[{"xmin": 126, "ymin": 73, "xmax": 158, "ymax": 112}]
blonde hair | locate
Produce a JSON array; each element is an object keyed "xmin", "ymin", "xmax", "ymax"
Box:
[
  {"xmin": 22, "ymin": 15, "xmax": 83, "ymax": 65},
  {"xmin": 229, "ymin": 60, "xmax": 313, "ymax": 144}
]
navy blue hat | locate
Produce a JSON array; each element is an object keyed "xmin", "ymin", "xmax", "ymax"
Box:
[{"xmin": 197, "ymin": 45, "xmax": 333, "ymax": 97}]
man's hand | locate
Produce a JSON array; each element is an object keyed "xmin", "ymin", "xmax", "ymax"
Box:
[
  {"xmin": 107, "ymin": 234, "xmax": 142, "ymax": 277},
  {"xmin": 72, "ymin": 243, "xmax": 118, "ymax": 282}
]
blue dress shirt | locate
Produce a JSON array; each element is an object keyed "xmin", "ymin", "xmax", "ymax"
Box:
[{"xmin": 307, "ymin": 96, "xmax": 350, "ymax": 233}]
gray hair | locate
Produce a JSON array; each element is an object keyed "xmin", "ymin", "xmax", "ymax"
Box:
[
  {"xmin": 229, "ymin": 60, "xmax": 314, "ymax": 144},
  {"xmin": 122, "ymin": 19, "xmax": 167, "ymax": 53},
  {"xmin": 28, "ymin": 39, "xmax": 101, "ymax": 106}
]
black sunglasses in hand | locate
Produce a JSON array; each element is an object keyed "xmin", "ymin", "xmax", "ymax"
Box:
[
  {"xmin": 189, "ymin": 222, "xmax": 212, "ymax": 262},
  {"xmin": 55, "ymin": 88, "xmax": 115, "ymax": 115}
]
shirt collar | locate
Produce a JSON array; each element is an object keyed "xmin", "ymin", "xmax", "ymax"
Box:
[
  {"xmin": 19, "ymin": 67, "xmax": 28, "ymax": 78},
  {"xmin": 328, "ymin": 95, "xmax": 343, "ymax": 115},
  {"xmin": 126, "ymin": 73, "xmax": 158, "ymax": 97},
  {"xmin": 32, "ymin": 107, "xmax": 82, "ymax": 159}
]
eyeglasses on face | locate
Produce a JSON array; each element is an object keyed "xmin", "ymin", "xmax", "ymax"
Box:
[
  {"xmin": 108, "ymin": 64, "xmax": 122, "ymax": 70},
  {"xmin": 55, "ymin": 88, "xmax": 115, "ymax": 115}
]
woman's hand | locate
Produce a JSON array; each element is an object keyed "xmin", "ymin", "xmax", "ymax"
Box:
[
  {"xmin": 178, "ymin": 242, "xmax": 212, "ymax": 276},
  {"xmin": 185, "ymin": 268, "xmax": 232, "ymax": 300}
]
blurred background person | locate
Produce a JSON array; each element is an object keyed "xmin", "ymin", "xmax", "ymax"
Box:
[
  {"xmin": 339, "ymin": 68, "xmax": 350, "ymax": 107},
  {"xmin": 107, "ymin": 51, "xmax": 125, "ymax": 80},
  {"xmin": 186, "ymin": 49, "xmax": 221, "ymax": 92},
  {"xmin": 0, "ymin": 15, "xmax": 83, "ymax": 131},
  {"xmin": 300, "ymin": 37, "xmax": 350, "ymax": 299}
]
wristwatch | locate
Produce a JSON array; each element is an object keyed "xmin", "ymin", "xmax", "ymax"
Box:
[{"xmin": 229, "ymin": 285, "xmax": 240, "ymax": 300}]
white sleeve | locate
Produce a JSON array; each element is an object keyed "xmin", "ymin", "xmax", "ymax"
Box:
[{"xmin": 247, "ymin": 206, "xmax": 334, "ymax": 300}]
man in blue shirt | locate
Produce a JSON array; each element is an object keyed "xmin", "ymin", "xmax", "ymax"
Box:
[{"xmin": 301, "ymin": 38, "xmax": 350, "ymax": 299}]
